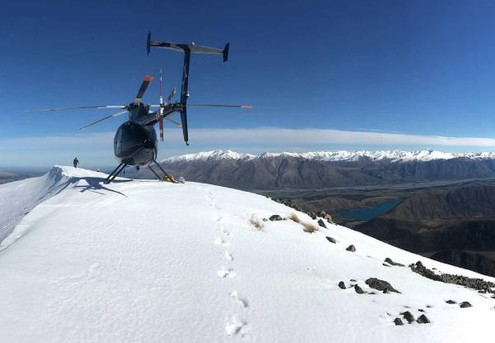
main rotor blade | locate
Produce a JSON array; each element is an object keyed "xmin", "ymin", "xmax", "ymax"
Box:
[
  {"xmin": 149, "ymin": 103, "xmax": 253, "ymax": 109},
  {"xmin": 187, "ymin": 104, "xmax": 253, "ymax": 109},
  {"xmin": 25, "ymin": 105, "xmax": 126, "ymax": 113},
  {"xmin": 79, "ymin": 110, "xmax": 127, "ymax": 131},
  {"xmin": 135, "ymin": 75, "xmax": 154, "ymax": 105}
]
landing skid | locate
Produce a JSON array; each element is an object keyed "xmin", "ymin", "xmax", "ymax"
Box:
[
  {"xmin": 104, "ymin": 162, "xmax": 127, "ymax": 184},
  {"xmin": 148, "ymin": 159, "xmax": 179, "ymax": 183}
]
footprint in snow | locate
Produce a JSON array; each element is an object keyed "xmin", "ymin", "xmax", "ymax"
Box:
[
  {"xmin": 211, "ymin": 215, "xmax": 222, "ymax": 222},
  {"xmin": 224, "ymin": 251, "xmax": 234, "ymax": 262},
  {"xmin": 225, "ymin": 317, "xmax": 246, "ymax": 335},
  {"xmin": 217, "ymin": 267, "xmax": 236, "ymax": 278},
  {"xmin": 230, "ymin": 291, "xmax": 249, "ymax": 308},
  {"xmin": 214, "ymin": 237, "xmax": 230, "ymax": 247}
]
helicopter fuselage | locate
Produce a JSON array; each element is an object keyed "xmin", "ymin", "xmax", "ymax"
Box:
[{"xmin": 114, "ymin": 104, "xmax": 159, "ymax": 166}]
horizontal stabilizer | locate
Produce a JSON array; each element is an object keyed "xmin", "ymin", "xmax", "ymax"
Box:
[{"xmin": 147, "ymin": 32, "xmax": 229, "ymax": 62}]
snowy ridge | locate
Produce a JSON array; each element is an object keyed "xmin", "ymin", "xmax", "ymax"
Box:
[
  {"xmin": 0, "ymin": 166, "xmax": 110, "ymax": 250},
  {"xmin": 163, "ymin": 149, "xmax": 495, "ymax": 163},
  {"xmin": 0, "ymin": 166, "xmax": 72, "ymax": 246},
  {"xmin": 1, "ymin": 167, "xmax": 495, "ymax": 342}
]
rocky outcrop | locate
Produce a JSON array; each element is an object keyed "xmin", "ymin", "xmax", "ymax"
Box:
[
  {"xmin": 430, "ymin": 250, "xmax": 495, "ymax": 278},
  {"xmin": 409, "ymin": 261, "xmax": 495, "ymax": 294}
]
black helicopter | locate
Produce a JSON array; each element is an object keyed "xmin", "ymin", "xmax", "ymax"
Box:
[{"xmin": 28, "ymin": 32, "xmax": 252, "ymax": 184}]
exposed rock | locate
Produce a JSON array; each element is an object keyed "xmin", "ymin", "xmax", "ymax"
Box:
[
  {"xmin": 401, "ymin": 311, "xmax": 415, "ymax": 323},
  {"xmin": 460, "ymin": 301, "xmax": 472, "ymax": 308},
  {"xmin": 325, "ymin": 236, "xmax": 337, "ymax": 244},
  {"xmin": 446, "ymin": 300, "xmax": 457, "ymax": 304},
  {"xmin": 418, "ymin": 309, "xmax": 425, "ymax": 312},
  {"xmin": 383, "ymin": 263, "xmax": 391, "ymax": 267},
  {"xmin": 268, "ymin": 214, "xmax": 283, "ymax": 221},
  {"xmin": 318, "ymin": 210, "xmax": 327, "ymax": 217},
  {"xmin": 346, "ymin": 245, "xmax": 356, "ymax": 252},
  {"xmin": 409, "ymin": 261, "xmax": 495, "ymax": 294},
  {"xmin": 354, "ymin": 284, "xmax": 364, "ymax": 294},
  {"xmin": 417, "ymin": 314, "xmax": 430, "ymax": 324},
  {"xmin": 338, "ymin": 281, "xmax": 346, "ymax": 289},
  {"xmin": 365, "ymin": 277, "xmax": 400, "ymax": 293},
  {"xmin": 384, "ymin": 257, "xmax": 405, "ymax": 267},
  {"xmin": 318, "ymin": 211, "xmax": 333, "ymax": 223},
  {"xmin": 394, "ymin": 318, "xmax": 404, "ymax": 326},
  {"xmin": 317, "ymin": 219, "xmax": 327, "ymax": 229},
  {"xmin": 350, "ymin": 279, "xmax": 357, "ymax": 282}
]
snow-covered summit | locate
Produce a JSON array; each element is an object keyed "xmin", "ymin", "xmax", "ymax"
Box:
[
  {"xmin": 0, "ymin": 166, "xmax": 494, "ymax": 342},
  {"xmin": 164, "ymin": 149, "xmax": 257, "ymax": 163},
  {"xmin": 163, "ymin": 149, "xmax": 495, "ymax": 164}
]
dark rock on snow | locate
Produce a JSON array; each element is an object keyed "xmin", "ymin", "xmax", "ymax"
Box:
[
  {"xmin": 338, "ymin": 281, "xmax": 346, "ymax": 289},
  {"xmin": 269, "ymin": 214, "xmax": 283, "ymax": 221},
  {"xmin": 460, "ymin": 301, "xmax": 472, "ymax": 308},
  {"xmin": 346, "ymin": 245, "xmax": 356, "ymax": 252},
  {"xmin": 394, "ymin": 318, "xmax": 404, "ymax": 326},
  {"xmin": 410, "ymin": 261, "xmax": 495, "ymax": 294},
  {"xmin": 365, "ymin": 278, "xmax": 400, "ymax": 293},
  {"xmin": 401, "ymin": 311, "xmax": 415, "ymax": 323},
  {"xmin": 325, "ymin": 236, "xmax": 337, "ymax": 244},
  {"xmin": 446, "ymin": 300, "xmax": 457, "ymax": 304},
  {"xmin": 384, "ymin": 257, "xmax": 405, "ymax": 267},
  {"xmin": 317, "ymin": 219, "xmax": 327, "ymax": 228},
  {"xmin": 354, "ymin": 284, "xmax": 364, "ymax": 294},
  {"xmin": 417, "ymin": 314, "xmax": 430, "ymax": 324}
]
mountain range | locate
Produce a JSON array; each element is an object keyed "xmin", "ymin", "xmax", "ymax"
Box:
[{"xmin": 131, "ymin": 149, "xmax": 495, "ymax": 189}]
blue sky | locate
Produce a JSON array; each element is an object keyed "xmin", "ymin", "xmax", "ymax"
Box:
[{"xmin": 2, "ymin": 0, "xmax": 495, "ymax": 168}]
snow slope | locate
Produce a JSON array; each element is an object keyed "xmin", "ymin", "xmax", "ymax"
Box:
[
  {"xmin": 0, "ymin": 166, "xmax": 494, "ymax": 342},
  {"xmin": 163, "ymin": 149, "xmax": 495, "ymax": 163}
]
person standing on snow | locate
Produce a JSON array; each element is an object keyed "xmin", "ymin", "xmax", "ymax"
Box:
[{"xmin": 73, "ymin": 157, "xmax": 79, "ymax": 168}]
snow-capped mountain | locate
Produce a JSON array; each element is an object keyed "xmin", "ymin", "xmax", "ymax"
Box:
[
  {"xmin": 0, "ymin": 166, "xmax": 494, "ymax": 342},
  {"xmin": 130, "ymin": 149, "xmax": 495, "ymax": 189},
  {"xmin": 162, "ymin": 149, "xmax": 495, "ymax": 163}
]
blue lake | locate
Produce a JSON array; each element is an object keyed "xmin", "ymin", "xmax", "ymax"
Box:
[{"xmin": 337, "ymin": 199, "xmax": 401, "ymax": 221}]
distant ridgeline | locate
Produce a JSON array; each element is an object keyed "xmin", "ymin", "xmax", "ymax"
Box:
[{"xmin": 133, "ymin": 150, "xmax": 495, "ymax": 189}]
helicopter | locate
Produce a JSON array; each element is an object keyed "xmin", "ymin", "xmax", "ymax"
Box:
[{"xmin": 28, "ymin": 32, "xmax": 252, "ymax": 184}]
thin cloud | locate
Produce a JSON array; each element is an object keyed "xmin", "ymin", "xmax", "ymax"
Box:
[
  {"xmin": 2, "ymin": 128, "xmax": 495, "ymax": 149},
  {"xmin": 180, "ymin": 128, "xmax": 495, "ymax": 147}
]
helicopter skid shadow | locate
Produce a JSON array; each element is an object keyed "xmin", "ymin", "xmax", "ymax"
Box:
[{"xmin": 73, "ymin": 177, "xmax": 129, "ymax": 197}]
